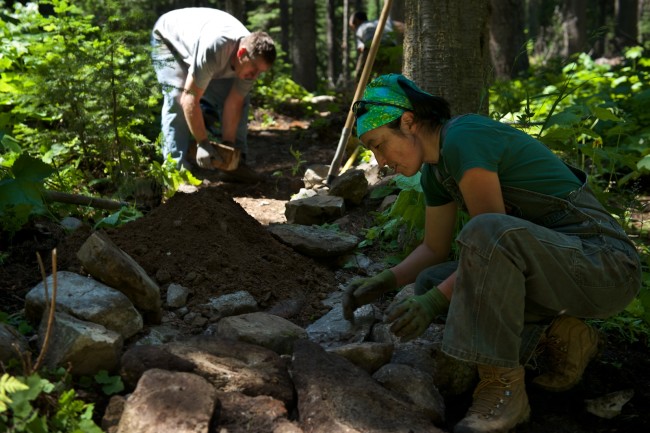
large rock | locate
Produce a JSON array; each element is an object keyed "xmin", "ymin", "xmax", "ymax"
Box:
[
  {"xmin": 116, "ymin": 369, "xmax": 218, "ymax": 433},
  {"xmin": 328, "ymin": 169, "xmax": 369, "ymax": 206},
  {"xmin": 289, "ymin": 339, "xmax": 445, "ymax": 433},
  {"xmin": 39, "ymin": 312, "xmax": 123, "ymax": 375},
  {"xmin": 267, "ymin": 223, "xmax": 359, "ymax": 258},
  {"xmin": 284, "ymin": 195, "xmax": 345, "ymax": 225},
  {"xmin": 25, "ymin": 271, "xmax": 143, "ymax": 339},
  {"xmin": 163, "ymin": 336, "xmax": 295, "ymax": 407},
  {"xmin": 77, "ymin": 231, "xmax": 162, "ymax": 321},
  {"xmin": 215, "ymin": 312, "xmax": 308, "ymax": 355}
]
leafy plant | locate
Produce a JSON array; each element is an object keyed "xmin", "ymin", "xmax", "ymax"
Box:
[
  {"xmin": 0, "ymin": 371, "xmax": 103, "ymax": 433},
  {"xmin": 0, "ymin": 154, "xmax": 54, "ymax": 236}
]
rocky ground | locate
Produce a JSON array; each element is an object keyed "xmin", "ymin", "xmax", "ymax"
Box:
[{"xmin": 1, "ymin": 110, "xmax": 649, "ymax": 432}]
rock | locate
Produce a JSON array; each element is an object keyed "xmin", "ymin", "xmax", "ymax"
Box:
[
  {"xmin": 115, "ymin": 369, "xmax": 218, "ymax": 433},
  {"xmin": 306, "ymin": 303, "xmax": 376, "ymax": 349},
  {"xmin": 284, "ymin": 195, "xmax": 345, "ymax": 225},
  {"xmin": 328, "ymin": 169, "xmax": 369, "ymax": 206},
  {"xmin": 120, "ymin": 344, "xmax": 196, "ymax": 390},
  {"xmin": 327, "ymin": 342, "xmax": 394, "ymax": 374},
  {"xmin": 25, "ymin": 271, "xmax": 143, "ymax": 339},
  {"xmin": 302, "ymin": 164, "xmax": 330, "ymax": 188},
  {"xmin": 585, "ymin": 389, "xmax": 635, "ymax": 419},
  {"xmin": 0, "ymin": 323, "xmax": 29, "ymax": 365},
  {"xmin": 102, "ymin": 395, "xmax": 126, "ymax": 433},
  {"xmin": 215, "ymin": 312, "xmax": 308, "ymax": 355},
  {"xmin": 166, "ymin": 283, "xmax": 190, "ymax": 308},
  {"xmin": 202, "ymin": 290, "xmax": 259, "ymax": 319},
  {"xmin": 267, "ymin": 223, "xmax": 359, "ymax": 258},
  {"xmin": 164, "ymin": 336, "xmax": 295, "ymax": 407},
  {"xmin": 77, "ymin": 231, "xmax": 162, "ymax": 321},
  {"xmin": 39, "ymin": 312, "xmax": 123, "ymax": 376},
  {"xmin": 373, "ymin": 363, "xmax": 446, "ymax": 425},
  {"xmin": 216, "ymin": 391, "xmax": 298, "ymax": 433},
  {"xmin": 290, "ymin": 339, "xmax": 445, "ymax": 433}
]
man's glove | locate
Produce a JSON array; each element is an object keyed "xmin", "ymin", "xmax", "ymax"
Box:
[
  {"xmin": 342, "ymin": 269, "xmax": 396, "ymax": 321},
  {"xmin": 385, "ymin": 286, "xmax": 450, "ymax": 341},
  {"xmin": 195, "ymin": 140, "xmax": 222, "ymax": 169}
]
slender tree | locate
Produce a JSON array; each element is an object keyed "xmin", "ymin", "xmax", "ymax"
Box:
[
  {"xmin": 561, "ymin": 0, "xmax": 587, "ymax": 57},
  {"xmin": 490, "ymin": 0, "xmax": 530, "ymax": 80},
  {"xmin": 291, "ymin": 0, "xmax": 317, "ymax": 91},
  {"xmin": 615, "ymin": 0, "xmax": 640, "ymax": 50},
  {"xmin": 326, "ymin": 0, "xmax": 338, "ymax": 88},
  {"xmin": 403, "ymin": 0, "xmax": 491, "ymax": 115}
]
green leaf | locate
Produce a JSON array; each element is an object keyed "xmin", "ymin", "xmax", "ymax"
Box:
[
  {"xmin": 591, "ymin": 106, "xmax": 621, "ymax": 122},
  {"xmin": 637, "ymin": 155, "xmax": 650, "ymax": 171},
  {"xmin": 11, "ymin": 153, "xmax": 54, "ymax": 181}
]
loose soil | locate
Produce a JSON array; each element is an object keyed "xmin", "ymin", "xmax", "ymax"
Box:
[{"xmin": 1, "ymin": 111, "xmax": 649, "ymax": 433}]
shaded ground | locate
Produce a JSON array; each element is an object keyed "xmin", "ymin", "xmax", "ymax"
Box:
[{"xmin": 1, "ymin": 111, "xmax": 649, "ymax": 433}]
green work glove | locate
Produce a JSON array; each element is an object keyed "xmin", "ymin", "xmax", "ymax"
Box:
[
  {"xmin": 385, "ymin": 286, "xmax": 450, "ymax": 341},
  {"xmin": 342, "ymin": 269, "xmax": 397, "ymax": 321},
  {"xmin": 195, "ymin": 139, "xmax": 222, "ymax": 169}
]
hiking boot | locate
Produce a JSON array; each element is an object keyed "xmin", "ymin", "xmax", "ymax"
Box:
[
  {"xmin": 454, "ymin": 365, "xmax": 530, "ymax": 433},
  {"xmin": 532, "ymin": 315, "xmax": 599, "ymax": 392}
]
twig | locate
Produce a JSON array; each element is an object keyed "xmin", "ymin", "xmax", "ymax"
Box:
[{"xmin": 33, "ymin": 249, "xmax": 58, "ymax": 372}]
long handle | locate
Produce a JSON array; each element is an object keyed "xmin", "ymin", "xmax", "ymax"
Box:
[{"xmin": 326, "ymin": 0, "xmax": 394, "ymax": 185}]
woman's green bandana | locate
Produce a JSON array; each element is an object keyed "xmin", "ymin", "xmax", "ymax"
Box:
[{"xmin": 354, "ymin": 74, "xmax": 423, "ymax": 136}]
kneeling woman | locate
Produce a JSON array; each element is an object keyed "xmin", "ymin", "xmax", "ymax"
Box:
[{"xmin": 342, "ymin": 74, "xmax": 640, "ymax": 433}]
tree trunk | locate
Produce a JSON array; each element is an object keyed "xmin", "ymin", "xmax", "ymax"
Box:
[
  {"xmin": 403, "ymin": 0, "xmax": 491, "ymax": 115},
  {"xmin": 291, "ymin": 0, "xmax": 317, "ymax": 91},
  {"xmin": 279, "ymin": 0, "xmax": 290, "ymax": 55},
  {"xmin": 615, "ymin": 0, "xmax": 639, "ymax": 52},
  {"xmin": 224, "ymin": 0, "xmax": 246, "ymax": 23},
  {"xmin": 326, "ymin": 0, "xmax": 338, "ymax": 88},
  {"xmin": 489, "ymin": 0, "xmax": 530, "ymax": 80},
  {"xmin": 641, "ymin": 0, "xmax": 650, "ymax": 46},
  {"xmin": 339, "ymin": 0, "xmax": 351, "ymax": 89},
  {"xmin": 561, "ymin": 0, "xmax": 587, "ymax": 57}
]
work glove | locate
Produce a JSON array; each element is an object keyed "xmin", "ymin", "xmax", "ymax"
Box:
[
  {"xmin": 342, "ymin": 269, "xmax": 396, "ymax": 321},
  {"xmin": 195, "ymin": 139, "xmax": 222, "ymax": 169},
  {"xmin": 385, "ymin": 286, "xmax": 450, "ymax": 341}
]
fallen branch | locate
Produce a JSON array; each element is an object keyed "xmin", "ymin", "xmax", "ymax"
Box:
[{"xmin": 42, "ymin": 190, "xmax": 129, "ymax": 211}]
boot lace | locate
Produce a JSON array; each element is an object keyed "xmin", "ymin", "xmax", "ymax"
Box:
[{"xmin": 467, "ymin": 375, "xmax": 516, "ymax": 419}]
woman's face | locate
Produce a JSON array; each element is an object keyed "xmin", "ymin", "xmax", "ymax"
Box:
[{"xmin": 359, "ymin": 118, "xmax": 423, "ymax": 177}]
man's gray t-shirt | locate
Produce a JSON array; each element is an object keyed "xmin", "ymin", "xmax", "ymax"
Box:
[{"xmin": 153, "ymin": 8, "xmax": 253, "ymax": 94}]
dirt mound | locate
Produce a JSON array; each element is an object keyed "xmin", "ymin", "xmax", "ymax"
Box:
[{"xmin": 96, "ymin": 187, "xmax": 338, "ymax": 325}]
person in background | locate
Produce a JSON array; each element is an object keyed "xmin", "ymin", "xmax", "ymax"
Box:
[
  {"xmin": 349, "ymin": 11, "xmax": 404, "ymax": 83},
  {"xmin": 151, "ymin": 7, "xmax": 276, "ymax": 179},
  {"xmin": 342, "ymin": 73, "xmax": 641, "ymax": 433}
]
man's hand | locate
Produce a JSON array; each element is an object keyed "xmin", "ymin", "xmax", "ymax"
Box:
[
  {"xmin": 195, "ymin": 140, "xmax": 223, "ymax": 169},
  {"xmin": 385, "ymin": 286, "xmax": 450, "ymax": 341},
  {"xmin": 342, "ymin": 269, "xmax": 396, "ymax": 321}
]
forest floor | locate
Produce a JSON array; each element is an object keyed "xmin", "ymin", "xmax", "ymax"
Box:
[{"xmin": 1, "ymin": 107, "xmax": 649, "ymax": 433}]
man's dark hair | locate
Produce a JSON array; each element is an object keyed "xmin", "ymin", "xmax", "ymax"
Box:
[
  {"xmin": 241, "ymin": 31, "xmax": 277, "ymax": 64},
  {"xmin": 352, "ymin": 11, "xmax": 368, "ymax": 23}
]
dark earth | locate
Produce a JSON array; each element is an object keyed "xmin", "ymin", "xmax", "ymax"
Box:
[{"xmin": 1, "ymin": 110, "xmax": 649, "ymax": 433}]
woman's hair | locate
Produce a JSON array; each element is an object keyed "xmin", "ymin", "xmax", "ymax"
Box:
[
  {"xmin": 241, "ymin": 31, "xmax": 277, "ymax": 64},
  {"xmin": 386, "ymin": 78, "xmax": 451, "ymax": 133}
]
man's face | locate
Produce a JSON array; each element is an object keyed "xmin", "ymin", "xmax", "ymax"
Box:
[{"xmin": 235, "ymin": 50, "xmax": 271, "ymax": 81}]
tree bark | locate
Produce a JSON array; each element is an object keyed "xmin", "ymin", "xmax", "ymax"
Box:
[
  {"xmin": 291, "ymin": 0, "xmax": 317, "ymax": 91},
  {"xmin": 489, "ymin": 0, "xmax": 530, "ymax": 80},
  {"xmin": 326, "ymin": 0, "xmax": 338, "ymax": 88},
  {"xmin": 403, "ymin": 0, "xmax": 491, "ymax": 115},
  {"xmin": 561, "ymin": 0, "xmax": 587, "ymax": 57},
  {"xmin": 615, "ymin": 0, "xmax": 639, "ymax": 51},
  {"xmin": 224, "ymin": 0, "xmax": 246, "ymax": 23},
  {"xmin": 279, "ymin": 0, "xmax": 290, "ymax": 55}
]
